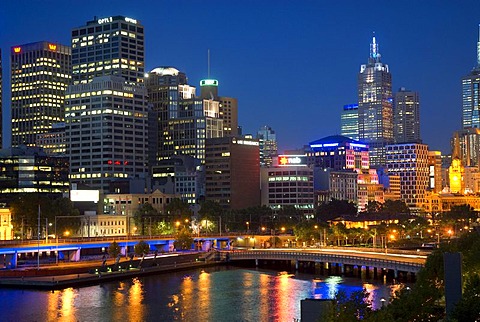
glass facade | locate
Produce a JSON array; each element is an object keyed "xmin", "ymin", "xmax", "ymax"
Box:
[{"xmin": 358, "ymin": 36, "xmax": 393, "ymax": 167}]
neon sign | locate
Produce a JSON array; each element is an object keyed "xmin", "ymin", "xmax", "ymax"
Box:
[
  {"xmin": 13, "ymin": 47, "xmax": 21, "ymax": 53},
  {"xmin": 278, "ymin": 155, "xmax": 307, "ymax": 167},
  {"xmin": 48, "ymin": 44, "xmax": 57, "ymax": 51}
]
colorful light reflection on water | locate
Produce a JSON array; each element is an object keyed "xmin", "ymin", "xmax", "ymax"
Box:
[{"xmin": 0, "ymin": 267, "xmax": 403, "ymax": 321}]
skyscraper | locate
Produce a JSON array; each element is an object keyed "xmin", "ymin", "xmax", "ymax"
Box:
[
  {"xmin": 257, "ymin": 125, "xmax": 277, "ymax": 167},
  {"xmin": 340, "ymin": 104, "xmax": 359, "ymax": 141},
  {"xmin": 10, "ymin": 42, "xmax": 71, "ymax": 146},
  {"xmin": 0, "ymin": 48, "xmax": 2, "ymax": 149},
  {"xmin": 461, "ymin": 24, "xmax": 480, "ymax": 129},
  {"xmin": 358, "ymin": 35, "xmax": 393, "ymax": 167},
  {"xmin": 394, "ymin": 88, "xmax": 421, "ymax": 143},
  {"xmin": 66, "ymin": 16, "xmax": 148, "ymax": 193},
  {"xmin": 200, "ymin": 78, "xmax": 238, "ymax": 137},
  {"xmin": 386, "ymin": 143, "xmax": 429, "ymax": 209},
  {"xmin": 145, "ymin": 67, "xmax": 223, "ymax": 165},
  {"xmin": 65, "ymin": 76, "xmax": 148, "ymax": 192},
  {"xmin": 71, "ymin": 16, "xmax": 144, "ymax": 85}
]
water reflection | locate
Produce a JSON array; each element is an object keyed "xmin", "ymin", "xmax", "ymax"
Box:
[
  {"xmin": 1, "ymin": 267, "xmax": 404, "ymax": 321},
  {"xmin": 127, "ymin": 278, "xmax": 144, "ymax": 322}
]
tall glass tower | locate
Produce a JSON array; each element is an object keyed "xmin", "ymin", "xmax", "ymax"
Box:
[
  {"xmin": 358, "ymin": 35, "xmax": 393, "ymax": 167},
  {"xmin": 461, "ymin": 24, "xmax": 480, "ymax": 129}
]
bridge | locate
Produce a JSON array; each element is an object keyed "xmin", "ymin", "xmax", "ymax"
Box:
[
  {"xmin": 0, "ymin": 236, "xmax": 233, "ymax": 268},
  {"xmin": 227, "ymin": 248, "xmax": 427, "ymax": 279}
]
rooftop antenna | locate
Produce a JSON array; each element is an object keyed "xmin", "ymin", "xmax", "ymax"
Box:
[{"xmin": 207, "ymin": 49, "xmax": 211, "ymax": 78}]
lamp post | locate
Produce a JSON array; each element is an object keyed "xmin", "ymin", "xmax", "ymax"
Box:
[{"xmin": 246, "ymin": 221, "xmax": 250, "ymax": 232}]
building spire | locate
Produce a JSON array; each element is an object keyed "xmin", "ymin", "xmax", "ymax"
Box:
[{"xmin": 369, "ymin": 32, "xmax": 380, "ymax": 62}]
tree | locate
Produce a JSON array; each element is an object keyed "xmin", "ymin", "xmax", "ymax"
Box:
[
  {"xmin": 316, "ymin": 199, "xmax": 357, "ymax": 221},
  {"xmin": 10, "ymin": 194, "xmax": 80, "ymax": 239},
  {"xmin": 174, "ymin": 227, "xmax": 193, "ymax": 250},
  {"xmin": 330, "ymin": 289, "xmax": 373, "ymax": 321},
  {"xmin": 134, "ymin": 240, "xmax": 150, "ymax": 258},
  {"xmin": 165, "ymin": 198, "xmax": 191, "ymax": 218},
  {"xmin": 381, "ymin": 200, "xmax": 410, "ymax": 215},
  {"xmin": 451, "ymin": 274, "xmax": 480, "ymax": 321},
  {"xmin": 133, "ymin": 202, "xmax": 161, "ymax": 235},
  {"xmin": 108, "ymin": 241, "xmax": 122, "ymax": 260}
]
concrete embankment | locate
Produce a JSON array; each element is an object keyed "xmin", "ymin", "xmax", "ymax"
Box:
[{"xmin": 0, "ymin": 253, "xmax": 224, "ymax": 290}]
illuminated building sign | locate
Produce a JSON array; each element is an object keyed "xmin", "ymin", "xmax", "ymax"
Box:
[
  {"xmin": 349, "ymin": 143, "xmax": 367, "ymax": 148},
  {"xmin": 124, "ymin": 17, "xmax": 137, "ymax": 24},
  {"xmin": 98, "ymin": 16, "xmax": 137, "ymax": 24},
  {"xmin": 48, "ymin": 44, "xmax": 57, "ymax": 51},
  {"xmin": 310, "ymin": 143, "xmax": 339, "ymax": 148},
  {"xmin": 98, "ymin": 17, "xmax": 113, "ymax": 24},
  {"xmin": 232, "ymin": 139, "xmax": 259, "ymax": 146},
  {"xmin": 278, "ymin": 155, "xmax": 307, "ymax": 167},
  {"xmin": 200, "ymin": 79, "xmax": 219, "ymax": 86},
  {"xmin": 107, "ymin": 160, "xmax": 129, "ymax": 165},
  {"xmin": 13, "ymin": 47, "xmax": 21, "ymax": 53}
]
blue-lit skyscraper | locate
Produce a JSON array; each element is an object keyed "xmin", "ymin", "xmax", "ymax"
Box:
[
  {"xmin": 461, "ymin": 24, "xmax": 480, "ymax": 129},
  {"xmin": 357, "ymin": 35, "xmax": 393, "ymax": 167},
  {"xmin": 340, "ymin": 104, "xmax": 359, "ymax": 141}
]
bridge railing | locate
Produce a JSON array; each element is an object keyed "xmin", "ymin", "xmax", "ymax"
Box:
[{"xmin": 226, "ymin": 250, "xmax": 425, "ymax": 272}]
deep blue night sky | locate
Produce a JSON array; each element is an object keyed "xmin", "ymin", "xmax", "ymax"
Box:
[{"xmin": 1, "ymin": 0, "xmax": 480, "ymax": 154}]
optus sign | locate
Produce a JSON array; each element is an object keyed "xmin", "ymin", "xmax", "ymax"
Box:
[{"xmin": 278, "ymin": 155, "xmax": 307, "ymax": 166}]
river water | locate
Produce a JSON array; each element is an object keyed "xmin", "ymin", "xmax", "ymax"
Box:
[{"xmin": 0, "ymin": 266, "xmax": 401, "ymax": 322}]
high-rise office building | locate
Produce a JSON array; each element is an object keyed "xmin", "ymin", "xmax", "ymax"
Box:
[
  {"xmin": 146, "ymin": 67, "xmax": 223, "ymax": 165},
  {"xmin": 65, "ymin": 76, "xmax": 148, "ymax": 192},
  {"xmin": 66, "ymin": 16, "xmax": 148, "ymax": 193},
  {"xmin": 0, "ymin": 48, "xmax": 2, "ymax": 148},
  {"xmin": 205, "ymin": 136, "xmax": 260, "ymax": 209},
  {"xmin": 10, "ymin": 42, "xmax": 71, "ymax": 146},
  {"xmin": 257, "ymin": 125, "xmax": 278, "ymax": 167},
  {"xmin": 386, "ymin": 143, "xmax": 429, "ymax": 209},
  {"xmin": 358, "ymin": 35, "xmax": 393, "ymax": 167},
  {"xmin": 340, "ymin": 104, "xmax": 359, "ymax": 141},
  {"xmin": 71, "ymin": 15, "xmax": 144, "ymax": 85},
  {"xmin": 308, "ymin": 135, "xmax": 369, "ymax": 171},
  {"xmin": 394, "ymin": 88, "xmax": 421, "ymax": 143},
  {"xmin": 461, "ymin": 24, "xmax": 480, "ymax": 129},
  {"xmin": 200, "ymin": 78, "xmax": 238, "ymax": 137},
  {"xmin": 451, "ymin": 128, "xmax": 480, "ymax": 169}
]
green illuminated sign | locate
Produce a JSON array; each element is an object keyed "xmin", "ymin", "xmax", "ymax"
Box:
[{"xmin": 200, "ymin": 79, "xmax": 218, "ymax": 86}]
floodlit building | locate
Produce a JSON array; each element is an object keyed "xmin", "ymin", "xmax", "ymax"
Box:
[
  {"xmin": 358, "ymin": 35, "xmax": 393, "ymax": 167},
  {"xmin": 428, "ymin": 151, "xmax": 443, "ymax": 193},
  {"xmin": 10, "ymin": 42, "xmax": 71, "ymax": 146}
]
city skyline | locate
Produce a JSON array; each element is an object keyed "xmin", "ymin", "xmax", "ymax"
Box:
[{"xmin": 2, "ymin": 1, "xmax": 480, "ymax": 154}]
